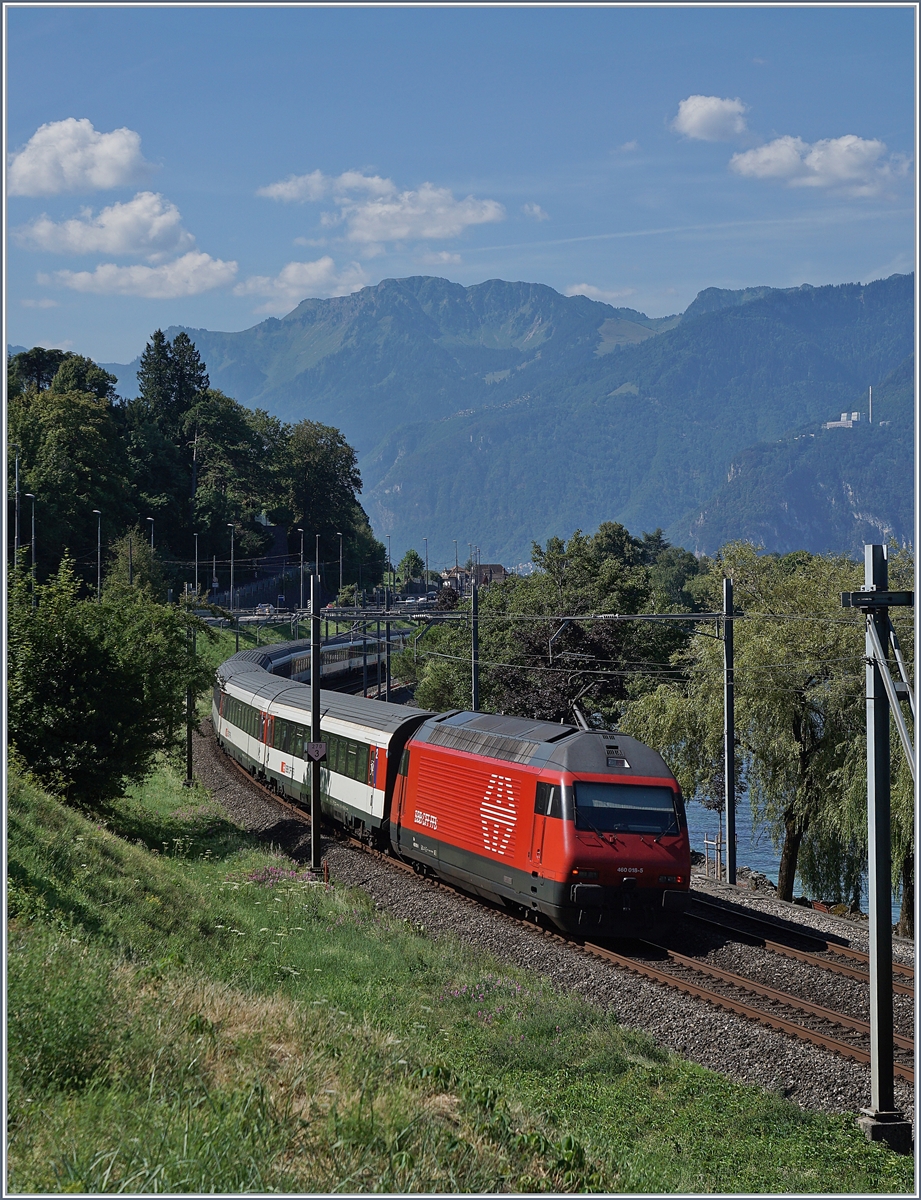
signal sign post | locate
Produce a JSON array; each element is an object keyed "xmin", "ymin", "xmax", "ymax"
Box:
[
  {"xmin": 310, "ymin": 574, "xmax": 323, "ymax": 872},
  {"xmin": 842, "ymin": 546, "xmax": 913, "ymax": 1155}
]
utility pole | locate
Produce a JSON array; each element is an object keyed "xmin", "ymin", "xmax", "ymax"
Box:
[
  {"xmin": 227, "ymin": 523, "xmax": 235, "ymax": 612},
  {"xmin": 93, "ymin": 510, "xmax": 102, "ymax": 600},
  {"xmin": 376, "ymin": 618, "xmax": 382, "ymax": 699},
  {"xmin": 184, "ymin": 621, "xmax": 195, "ymax": 787},
  {"xmin": 869, "ymin": 385, "xmax": 873, "ymax": 425},
  {"xmin": 385, "ymin": 616, "xmax": 391, "ymax": 702},
  {"xmin": 424, "ymin": 537, "xmax": 429, "ymax": 599},
  {"xmin": 310, "ymin": 573, "xmax": 322, "ymax": 871},
  {"xmin": 471, "ymin": 581, "xmax": 480, "ymax": 711},
  {"xmin": 25, "ymin": 494, "xmax": 36, "ymax": 608},
  {"xmin": 337, "ymin": 531, "xmax": 343, "ymax": 602},
  {"xmin": 194, "ymin": 533, "xmax": 199, "ymax": 596},
  {"xmin": 724, "ymin": 577, "xmax": 736, "ymax": 884},
  {"xmin": 298, "ymin": 528, "xmax": 304, "ymax": 614},
  {"xmin": 842, "ymin": 547, "xmax": 913, "ymax": 1155},
  {"xmin": 13, "ymin": 444, "xmax": 20, "ymax": 567}
]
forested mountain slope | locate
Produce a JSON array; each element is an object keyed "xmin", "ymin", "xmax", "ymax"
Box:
[
  {"xmin": 669, "ymin": 354, "xmax": 913, "ymax": 556},
  {"xmin": 95, "ymin": 272, "xmax": 913, "ymax": 563}
]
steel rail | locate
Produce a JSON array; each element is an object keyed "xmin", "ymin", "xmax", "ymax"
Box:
[
  {"xmin": 686, "ymin": 910, "xmax": 914, "ymax": 995},
  {"xmin": 580, "ymin": 940, "xmax": 914, "ymax": 1085},
  {"xmin": 689, "ymin": 896, "xmax": 915, "ymax": 979},
  {"xmin": 635, "ymin": 940, "xmax": 913, "ymax": 1051}
]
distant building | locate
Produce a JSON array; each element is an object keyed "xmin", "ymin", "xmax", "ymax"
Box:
[
  {"xmin": 822, "ymin": 411, "xmax": 864, "ymax": 429},
  {"xmin": 440, "ymin": 563, "xmax": 507, "ymax": 590}
]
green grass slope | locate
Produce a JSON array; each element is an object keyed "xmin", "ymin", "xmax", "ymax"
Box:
[{"xmin": 7, "ymin": 759, "xmax": 914, "ymax": 1193}]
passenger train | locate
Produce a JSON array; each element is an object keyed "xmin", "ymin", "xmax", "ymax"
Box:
[{"xmin": 213, "ymin": 640, "xmax": 691, "ymax": 934}]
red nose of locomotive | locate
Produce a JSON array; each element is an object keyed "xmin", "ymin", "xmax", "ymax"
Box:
[{"xmin": 538, "ymin": 733, "xmax": 691, "ymax": 933}]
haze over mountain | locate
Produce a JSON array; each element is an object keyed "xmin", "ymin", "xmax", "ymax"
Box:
[{"xmin": 95, "ymin": 272, "xmax": 913, "ymax": 565}]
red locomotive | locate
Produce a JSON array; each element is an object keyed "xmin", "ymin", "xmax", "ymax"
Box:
[{"xmin": 215, "ymin": 644, "xmax": 690, "ymax": 934}]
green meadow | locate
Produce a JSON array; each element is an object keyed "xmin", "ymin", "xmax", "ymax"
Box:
[{"xmin": 7, "ymin": 759, "xmax": 914, "ymax": 1194}]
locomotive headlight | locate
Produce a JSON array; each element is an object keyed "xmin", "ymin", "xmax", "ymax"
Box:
[
  {"xmin": 658, "ymin": 874, "xmax": 684, "ymax": 884},
  {"xmin": 571, "ymin": 868, "xmax": 599, "ymax": 879}
]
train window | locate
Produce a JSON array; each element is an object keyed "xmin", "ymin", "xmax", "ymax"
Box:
[
  {"xmin": 293, "ymin": 725, "xmax": 305, "ymax": 758},
  {"xmin": 355, "ymin": 743, "xmax": 369, "ymax": 782},
  {"xmin": 346, "ymin": 740, "xmax": 358, "ymax": 778},
  {"xmin": 573, "ymin": 782, "xmax": 680, "ymax": 836},
  {"xmin": 534, "ymin": 782, "xmax": 562, "ymax": 817}
]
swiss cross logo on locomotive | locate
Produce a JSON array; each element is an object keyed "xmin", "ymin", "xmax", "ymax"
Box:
[{"xmin": 480, "ymin": 774, "xmax": 516, "ymax": 855}]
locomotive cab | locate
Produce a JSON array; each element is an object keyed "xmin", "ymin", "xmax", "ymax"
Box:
[{"xmin": 530, "ymin": 732, "xmax": 691, "ymax": 934}]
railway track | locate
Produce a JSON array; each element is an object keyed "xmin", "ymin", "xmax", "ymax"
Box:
[
  {"xmin": 216, "ymin": 744, "xmax": 914, "ymax": 1085},
  {"xmin": 683, "ymin": 897, "xmax": 914, "ymax": 995}
]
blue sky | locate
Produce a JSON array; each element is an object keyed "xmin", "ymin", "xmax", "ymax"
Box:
[{"xmin": 5, "ymin": 4, "xmax": 916, "ymax": 364}]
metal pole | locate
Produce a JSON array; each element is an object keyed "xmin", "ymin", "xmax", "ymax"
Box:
[
  {"xmin": 315, "ymin": 533, "xmax": 320, "ymax": 592},
  {"xmin": 376, "ymin": 618, "xmax": 382, "ymax": 699},
  {"xmin": 471, "ymin": 581, "xmax": 480, "ymax": 711},
  {"xmin": 298, "ymin": 528, "xmax": 304, "ymax": 613},
  {"xmin": 724, "ymin": 577, "xmax": 736, "ymax": 885},
  {"xmin": 93, "ymin": 510, "xmax": 101, "ymax": 600},
  {"xmin": 146, "ymin": 516, "xmax": 154, "ymax": 551},
  {"xmin": 25, "ymin": 494, "xmax": 36, "ymax": 607},
  {"xmin": 337, "ymin": 531, "xmax": 343, "ymax": 601},
  {"xmin": 386, "ymin": 535, "xmax": 391, "ymax": 597},
  {"xmin": 194, "ymin": 533, "xmax": 199, "ymax": 595},
  {"xmin": 228, "ymin": 524, "xmax": 234, "ymax": 612},
  {"xmin": 310, "ymin": 573, "xmax": 322, "ymax": 871},
  {"xmin": 363, "ymin": 626, "xmax": 368, "ymax": 696},
  {"xmin": 424, "ymin": 537, "xmax": 429, "ymax": 599},
  {"xmin": 184, "ymin": 623, "xmax": 194, "ymax": 786},
  {"xmin": 385, "ymin": 618, "xmax": 391, "ymax": 702},
  {"xmin": 129, "ymin": 537, "xmax": 133, "ymax": 586},
  {"xmin": 13, "ymin": 446, "xmax": 20, "ymax": 567},
  {"xmin": 863, "ymin": 544, "xmax": 896, "ymax": 1117}
]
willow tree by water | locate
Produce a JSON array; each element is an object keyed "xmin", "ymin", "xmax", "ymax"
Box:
[{"xmin": 621, "ymin": 542, "xmax": 913, "ymax": 924}]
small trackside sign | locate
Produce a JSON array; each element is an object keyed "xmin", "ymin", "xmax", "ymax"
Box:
[{"xmin": 306, "ymin": 742, "xmax": 327, "ymax": 762}]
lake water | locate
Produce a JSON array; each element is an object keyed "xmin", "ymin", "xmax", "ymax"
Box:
[{"xmin": 684, "ymin": 798, "xmax": 901, "ymax": 924}]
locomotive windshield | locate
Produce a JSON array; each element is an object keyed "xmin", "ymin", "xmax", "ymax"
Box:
[{"xmin": 573, "ymin": 782, "xmax": 681, "ymax": 835}]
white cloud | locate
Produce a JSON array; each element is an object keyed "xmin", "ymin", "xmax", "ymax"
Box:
[
  {"xmin": 418, "ymin": 250, "xmax": 462, "ymax": 266},
  {"xmin": 233, "ymin": 257, "xmax": 368, "ymax": 312},
  {"xmin": 42, "ymin": 251, "xmax": 238, "ymax": 299},
  {"xmin": 16, "ymin": 191, "xmax": 194, "ymax": 259},
  {"xmin": 21, "ymin": 298, "xmax": 58, "ymax": 308},
  {"xmin": 521, "ymin": 203, "xmax": 549, "ymax": 221},
  {"xmin": 258, "ymin": 168, "xmax": 504, "ymax": 244},
  {"xmin": 564, "ymin": 284, "xmax": 636, "ymax": 304},
  {"xmin": 730, "ymin": 134, "xmax": 908, "ymax": 195},
  {"xmin": 7, "ymin": 117, "xmax": 151, "ymax": 196},
  {"xmin": 672, "ymin": 95, "xmax": 748, "ymax": 141},
  {"xmin": 257, "ymin": 169, "xmax": 394, "ymax": 203},
  {"xmin": 618, "ymin": 140, "xmax": 638, "ymax": 152}
]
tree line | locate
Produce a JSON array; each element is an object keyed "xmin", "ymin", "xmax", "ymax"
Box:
[
  {"xmin": 7, "ymin": 334, "xmax": 385, "ymax": 599},
  {"xmin": 395, "ymin": 529, "xmax": 913, "ymax": 934}
]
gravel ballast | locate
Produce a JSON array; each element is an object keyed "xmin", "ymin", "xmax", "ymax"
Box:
[{"xmin": 193, "ymin": 722, "xmax": 914, "ymax": 1124}]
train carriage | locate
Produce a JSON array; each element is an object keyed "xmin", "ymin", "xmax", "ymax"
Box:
[
  {"xmin": 213, "ymin": 640, "xmax": 691, "ymax": 935},
  {"xmin": 214, "ymin": 651, "xmax": 431, "ymax": 838}
]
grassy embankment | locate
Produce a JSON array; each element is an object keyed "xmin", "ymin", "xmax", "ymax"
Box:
[{"xmin": 7, "ymin": 752, "xmax": 914, "ymax": 1195}]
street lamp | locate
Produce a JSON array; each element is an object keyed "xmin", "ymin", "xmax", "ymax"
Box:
[
  {"xmin": 297, "ymin": 528, "xmax": 304, "ymax": 611},
  {"xmin": 227, "ymin": 523, "xmax": 235, "ymax": 610},
  {"xmin": 92, "ymin": 509, "xmax": 101, "ymax": 600},
  {"xmin": 25, "ymin": 493, "xmax": 36, "ymax": 607},
  {"xmin": 337, "ymin": 531, "xmax": 343, "ymax": 601},
  {"xmin": 145, "ymin": 516, "xmax": 154, "ymax": 551},
  {"xmin": 315, "ymin": 533, "xmax": 320, "ymax": 585}
]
